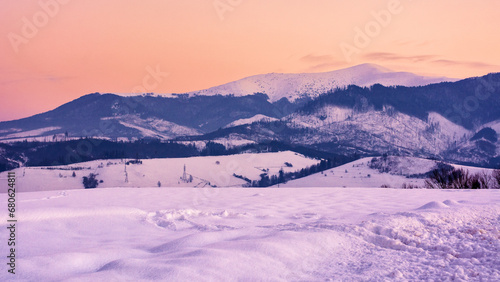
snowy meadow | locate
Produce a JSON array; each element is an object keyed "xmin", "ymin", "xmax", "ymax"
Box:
[{"xmin": 1, "ymin": 187, "xmax": 499, "ymax": 281}]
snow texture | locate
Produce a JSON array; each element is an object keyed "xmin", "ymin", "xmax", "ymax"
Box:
[
  {"xmin": 278, "ymin": 157, "xmax": 428, "ymax": 188},
  {"xmin": 1, "ymin": 188, "xmax": 499, "ymax": 281},
  {"xmin": 287, "ymin": 107, "xmax": 471, "ymax": 156},
  {"xmin": 0, "ymin": 151, "xmax": 319, "ymax": 191},
  {"xmin": 279, "ymin": 156, "xmax": 496, "ymax": 189},
  {"xmin": 0, "ymin": 127, "xmax": 62, "ymax": 141},
  {"xmin": 223, "ymin": 114, "xmax": 279, "ymax": 128},
  {"xmin": 103, "ymin": 115, "xmax": 201, "ymax": 139}
]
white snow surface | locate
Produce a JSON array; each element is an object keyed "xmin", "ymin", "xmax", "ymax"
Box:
[
  {"xmin": 0, "ymin": 151, "xmax": 319, "ymax": 191},
  {"xmin": 287, "ymin": 108, "xmax": 471, "ymax": 155},
  {"xmin": 278, "ymin": 157, "xmax": 431, "ymax": 188},
  {"xmin": 1, "ymin": 187, "xmax": 499, "ymax": 281},
  {"xmin": 103, "ymin": 115, "xmax": 201, "ymax": 139},
  {"xmin": 0, "ymin": 126, "xmax": 61, "ymax": 141},
  {"xmin": 279, "ymin": 156, "xmax": 496, "ymax": 189},
  {"xmin": 182, "ymin": 64, "xmax": 456, "ymax": 102},
  {"xmin": 212, "ymin": 135, "xmax": 256, "ymax": 148},
  {"xmin": 224, "ymin": 114, "xmax": 279, "ymax": 128},
  {"xmin": 177, "ymin": 136, "xmax": 256, "ymax": 151},
  {"xmin": 2, "ymin": 154, "xmax": 495, "ymax": 192},
  {"xmin": 427, "ymin": 112, "xmax": 470, "ymax": 140}
]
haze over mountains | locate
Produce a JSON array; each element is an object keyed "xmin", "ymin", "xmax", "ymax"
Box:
[{"xmin": 0, "ymin": 64, "xmax": 499, "ymax": 170}]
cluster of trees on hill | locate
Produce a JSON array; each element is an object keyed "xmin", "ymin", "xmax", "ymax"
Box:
[
  {"xmin": 250, "ymin": 159, "xmax": 338, "ymax": 187},
  {"xmin": 0, "ymin": 139, "xmax": 200, "ymax": 172},
  {"xmin": 425, "ymin": 166, "xmax": 500, "ymax": 189},
  {"xmin": 25, "ymin": 139, "xmax": 200, "ymax": 168}
]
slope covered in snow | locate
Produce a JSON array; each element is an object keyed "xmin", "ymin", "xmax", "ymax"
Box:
[
  {"xmin": 2, "ymin": 152, "xmax": 495, "ymax": 192},
  {"xmin": 184, "ymin": 64, "xmax": 456, "ymax": 102},
  {"xmin": 0, "ymin": 127, "xmax": 62, "ymax": 140},
  {"xmin": 278, "ymin": 156, "xmax": 497, "ymax": 189},
  {"xmin": 1, "ymin": 187, "xmax": 499, "ymax": 280},
  {"xmin": 223, "ymin": 114, "xmax": 279, "ymax": 128},
  {"xmin": 102, "ymin": 115, "xmax": 201, "ymax": 139},
  {"xmin": 277, "ymin": 157, "xmax": 432, "ymax": 188},
  {"xmin": 0, "ymin": 151, "xmax": 319, "ymax": 192},
  {"xmin": 285, "ymin": 108, "xmax": 471, "ymax": 156}
]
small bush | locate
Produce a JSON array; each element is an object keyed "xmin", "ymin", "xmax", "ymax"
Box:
[{"xmin": 83, "ymin": 173, "xmax": 99, "ymax": 189}]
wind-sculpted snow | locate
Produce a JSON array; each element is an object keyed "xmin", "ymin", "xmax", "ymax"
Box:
[{"xmin": 1, "ymin": 188, "xmax": 499, "ymax": 280}]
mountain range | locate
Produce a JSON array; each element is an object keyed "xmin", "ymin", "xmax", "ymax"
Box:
[{"xmin": 1, "ymin": 64, "xmax": 499, "ymax": 169}]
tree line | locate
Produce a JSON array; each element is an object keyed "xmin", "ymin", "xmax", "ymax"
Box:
[{"xmin": 250, "ymin": 159, "xmax": 338, "ymax": 187}]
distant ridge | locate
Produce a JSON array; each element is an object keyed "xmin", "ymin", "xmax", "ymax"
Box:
[{"xmin": 179, "ymin": 63, "xmax": 457, "ymax": 102}]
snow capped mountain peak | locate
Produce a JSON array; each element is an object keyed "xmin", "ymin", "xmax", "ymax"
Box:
[{"xmin": 183, "ymin": 64, "xmax": 457, "ymax": 102}]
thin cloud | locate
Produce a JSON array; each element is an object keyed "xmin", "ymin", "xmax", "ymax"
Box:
[
  {"xmin": 0, "ymin": 75, "xmax": 74, "ymax": 86},
  {"xmin": 362, "ymin": 52, "xmax": 499, "ymax": 72},
  {"xmin": 392, "ymin": 40, "xmax": 431, "ymax": 47},
  {"xmin": 432, "ymin": 59, "xmax": 499, "ymax": 69},
  {"xmin": 300, "ymin": 53, "xmax": 346, "ymax": 72},
  {"xmin": 300, "ymin": 54, "xmax": 336, "ymax": 63},
  {"xmin": 305, "ymin": 62, "xmax": 348, "ymax": 72},
  {"xmin": 363, "ymin": 52, "xmax": 437, "ymax": 63}
]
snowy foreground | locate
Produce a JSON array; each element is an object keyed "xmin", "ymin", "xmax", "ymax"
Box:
[{"xmin": 1, "ymin": 188, "xmax": 499, "ymax": 281}]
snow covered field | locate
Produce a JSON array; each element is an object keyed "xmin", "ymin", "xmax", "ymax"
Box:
[
  {"xmin": 279, "ymin": 156, "xmax": 497, "ymax": 189},
  {"xmin": 0, "ymin": 151, "xmax": 320, "ymax": 192},
  {"xmin": 278, "ymin": 157, "xmax": 430, "ymax": 188},
  {"xmin": 1, "ymin": 188, "xmax": 499, "ymax": 281},
  {"xmin": 1, "ymin": 153, "xmax": 496, "ymax": 193}
]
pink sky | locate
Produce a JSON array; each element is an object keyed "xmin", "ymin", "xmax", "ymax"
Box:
[{"xmin": 1, "ymin": 0, "xmax": 500, "ymax": 121}]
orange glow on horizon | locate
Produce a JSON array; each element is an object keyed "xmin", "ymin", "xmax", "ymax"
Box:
[{"xmin": 1, "ymin": 0, "xmax": 500, "ymax": 121}]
